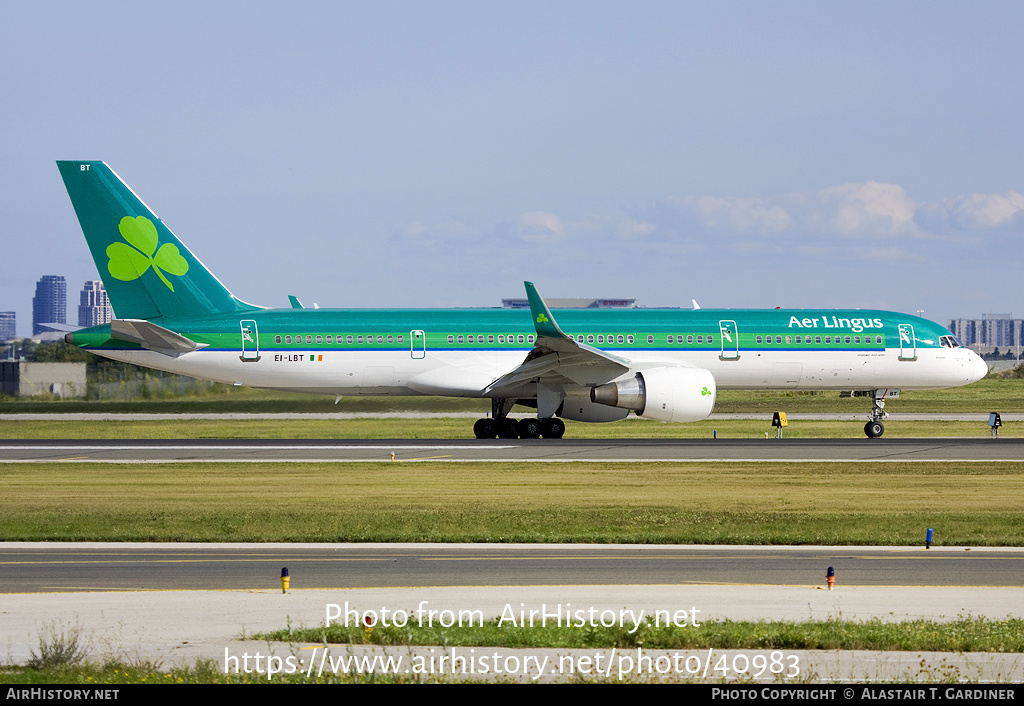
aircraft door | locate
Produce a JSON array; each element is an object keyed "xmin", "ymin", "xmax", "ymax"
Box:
[
  {"xmin": 898, "ymin": 324, "xmax": 917, "ymax": 361},
  {"xmin": 719, "ymin": 320, "xmax": 740, "ymax": 360},
  {"xmin": 240, "ymin": 320, "xmax": 260, "ymax": 362},
  {"xmin": 410, "ymin": 330, "xmax": 426, "ymax": 359}
]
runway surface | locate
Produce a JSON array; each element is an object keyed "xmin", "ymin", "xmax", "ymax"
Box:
[
  {"xmin": 3, "ymin": 544, "xmax": 1023, "ymax": 594},
  {"xmin": 2, "ymin": 437, "xmax": 1023, "ymax": 462},
  {"xmin": 4, "ymin": 543, "xmax": 1023, "ymax": 679}
]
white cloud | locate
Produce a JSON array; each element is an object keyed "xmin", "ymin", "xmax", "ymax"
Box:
[
  {"xmin": 505, "ymin": 211, "xmax": 565, "ymax": 242},
  {"xmin": 918, "ymin": 191, "xmax": 1024, "ymax": 231},
  {"xmin": 676, "ymin": 195, "xmax": 791, "ymax": 235},
  {"xmin": 394, "ymin": 219, "xmax": 480, "ymax": 245},
  {"xmin": 807, "ymin": 182, "xmax": 919, "ymax": 238}
]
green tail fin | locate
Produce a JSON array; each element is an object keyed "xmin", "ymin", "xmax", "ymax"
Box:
[{"xmin": 57, "ymin": 161, "xmax": 259, "ymax": 321}]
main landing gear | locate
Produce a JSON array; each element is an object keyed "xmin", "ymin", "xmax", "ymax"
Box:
[
  {"xmin": 864, "ymin": 391, "xmax": 887, "ymax": 438},
  {"xmin": 473, "ymin": 417, "xmax": 565, "ymax": 440}
]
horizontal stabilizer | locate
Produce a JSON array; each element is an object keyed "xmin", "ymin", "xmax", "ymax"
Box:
[{"xmin": 110, "ymin": 319, "xmax": 207, "ymax": 357}]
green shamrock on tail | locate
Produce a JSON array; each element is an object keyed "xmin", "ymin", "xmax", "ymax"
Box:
[
  {"xmin": 106, "ymin": 216, "xmax": 189, "ymax": 291},
  {"xmin": 701, "ymin": 386, "xmax": 711, "ymax": 396},
  {"xmin": 536, "ymin": 314, "xmax": 549, "ymax": 324}
]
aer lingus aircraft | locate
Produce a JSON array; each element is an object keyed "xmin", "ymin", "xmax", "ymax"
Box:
[{"xmin": 58, "ymin": 161, "xmax": 988, "ymax": 439}]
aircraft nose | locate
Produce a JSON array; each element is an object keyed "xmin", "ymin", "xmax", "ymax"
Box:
[{"xmin": 968, "ymin": 351, "xmax": 988, "ymax": 383}]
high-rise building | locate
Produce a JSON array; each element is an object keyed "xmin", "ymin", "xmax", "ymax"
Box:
[
  {"xmin": 948, "ymin": 313, "xmax": 1024, "ymax": 350},
  {"xmin": 0, "ymin": 312, "xmax": 15, "ymax": 342},
  {"xmin": 32, "ymin": 275, "xmax": 66, "ymax": 335},
  {"xmin": 78, "ymin": 280, "xmax": 112, "ymax": 327}
]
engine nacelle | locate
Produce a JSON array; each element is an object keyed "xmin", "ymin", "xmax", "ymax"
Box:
[
  {"xmin": 557, "ymin": 390, "xmax": 630, "ymax": 422},
  {"xmin": 590, "ymin": 367, "xmax": 716, "ymax": 423}
]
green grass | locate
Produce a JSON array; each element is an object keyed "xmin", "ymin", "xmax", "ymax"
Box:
[
  {"xmin": 2, "ymin": 375, "xmax": 1024, "ymax": 414},
  {"xmin": 0, "ymin": 660, "xmax": 466, "ymax": 684},
  {"xmin": 0, "ymin": 416, "xmax": 1019, "ymax": 439},
  {"xmin": 266, "ymin": 615, "xmax": 1024, "ymax": 653},
  {"xmin": 3, "ymin": 616, "xmax": 1021, "ymax": 684},
  {"xmin": 2, "ymin": 461, "xmax": 1022, "ymax": 544}
]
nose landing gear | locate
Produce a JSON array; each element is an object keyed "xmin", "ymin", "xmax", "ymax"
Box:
[{"xmin": 864, "ymin": 391, "xmax": 888, "ymax": 438}]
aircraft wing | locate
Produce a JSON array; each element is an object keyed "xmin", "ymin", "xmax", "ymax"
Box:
[{"xmin": 484, "ymin": 282, "xmax": 630, "ymax": 392}]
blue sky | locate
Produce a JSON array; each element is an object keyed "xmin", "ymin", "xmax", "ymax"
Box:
[{"xmin": 3, "ymin": 2, "xmax": 1023, "ymax": 336}]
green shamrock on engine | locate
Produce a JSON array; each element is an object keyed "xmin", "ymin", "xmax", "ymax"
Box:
[{"xmin": 106, "ymin": 216, "xmax": 189, "ymax": 291}]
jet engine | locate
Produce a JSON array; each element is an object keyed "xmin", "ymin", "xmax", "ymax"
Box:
[{"xmin": 590, "ymin": 367, "xmax": 716, "ymax": 423}]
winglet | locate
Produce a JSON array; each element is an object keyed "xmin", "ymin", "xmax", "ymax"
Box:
[
  {"xmin": 288, "ymin": 295, "xmax": 305, "ymax": 309},
  {"xmin": 524, "ymin": 281, "xmax": 568, "ymax": 339}
]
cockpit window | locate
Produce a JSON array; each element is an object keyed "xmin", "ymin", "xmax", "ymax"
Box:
[{"xmin": 939, "ymin": 335, "xmax": 963, "ymax": 348}]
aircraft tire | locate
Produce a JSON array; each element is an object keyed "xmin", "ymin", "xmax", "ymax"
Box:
[
  {"xmin": 474, "ymin": 418, "xmax": 498, "ymax": 439},
  {"xmin": 864, "ymin": 421, "xmax": 884, "ymax": 438},
  {"xmin": 496, "ymin": 418, "xmax": 519, "ymax": 439},
  {"xmin": 540, "ymin": 418, "xmax": 565, "ymax": 439},
  {"xmin": 518, "ymin": 418, "xmax": 542, "ymax": 439}
]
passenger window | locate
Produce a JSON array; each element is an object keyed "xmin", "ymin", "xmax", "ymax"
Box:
[
  {"xmin": 855, "ymin": 336, "xmax": 861, "ymax": 344},
  {"xmin": 785, "ymin": 336, "xmax": 791, "ymax": 344},
  {"xmin": 815, "ymin": 336, "xmax": 821, "ymax": 344},
  {"xmin": 316, "ymin": 335, "xmax": 323, "ymax": 344},
  {"xmin": 647, "ymin": 335, "xmax": 653, "ymax": 344},
  {"xmin": 528, "ymin": 335, "xmax": 535, "ymax": 343},
  {"xmin": 776, "ymin": 336, "xmax": 782, "ymax": 344},
  {"xmin": 756, "ymin": 335, "xmax": 762, "ymax": 344},
  {"xmin": 275, "ymin": 335, "xmax": 282, "ymax": 344},
  {"xmin": 708, "ymin": 335, "xmax": 713, "ymax": 344},
  {"xmin": 667, "ymin": 335, "xmax": 674, "ymax": 344},
  {"xmin": 357, "ymin": 335, "xmax": 363, "ymax": 344},
  {"xmin": 305, "ymin": 335, "xmax": 312, "ymax": 344},
  {"xmin": 326, "ymin": 336, "xmax": 333, "ymax": 344},
  {"xmin": 448, "ymin": 335, "xmax": 454, "ymax": 343},
  {"xmin": 626, "ymin": 335, "xmax": 633, "ymax": 344},
  {"xmin": 387, "ymin": 335, "xmax": 394, "ymax": 344},
  {"xmin": 697, "ymin": 335, "xmax": 703, "ymax": 344},
  {"xmin": 457, "ymin": 335, "xmax": 464, "ymax": 343},
  {"xmin": 518, "ymin": 335, "xmax": 525, "ymax": 344},
  {"xmin": 587, "ymin": 335, "xmax": 594, "ymax": 343},
  {"xmin": 598, "ymin": 335, "xmax": 605, "ymax": 344},
  {"xmin": 497, "ymin": 335, "xmax": 504, "ymax": 344},
  {"xmin": 687, "ymin": 335, "xmax": 693, "ymax": 344},
  {"xmin": 347, "ymin": 336, "xmax": 353, "ymax": 344},
  {"xmin": 845, "ymin": 336, "xmax": 851, "ymax": 344}
]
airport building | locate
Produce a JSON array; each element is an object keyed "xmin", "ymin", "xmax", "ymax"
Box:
[
  {"xmin": 948, "ymin": 314, "xmax": 1024, "ymax": 356},
  {"xmin": 78, "ymin": 280, "xmax": 112, "ymax": 328},
  {"xmin": 502, "ymin": 297, "xmax": 637, "ymax": 309},
  {"xmin": 31, "ymin": 275, "xmax": 67, "ymax": 335}
]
